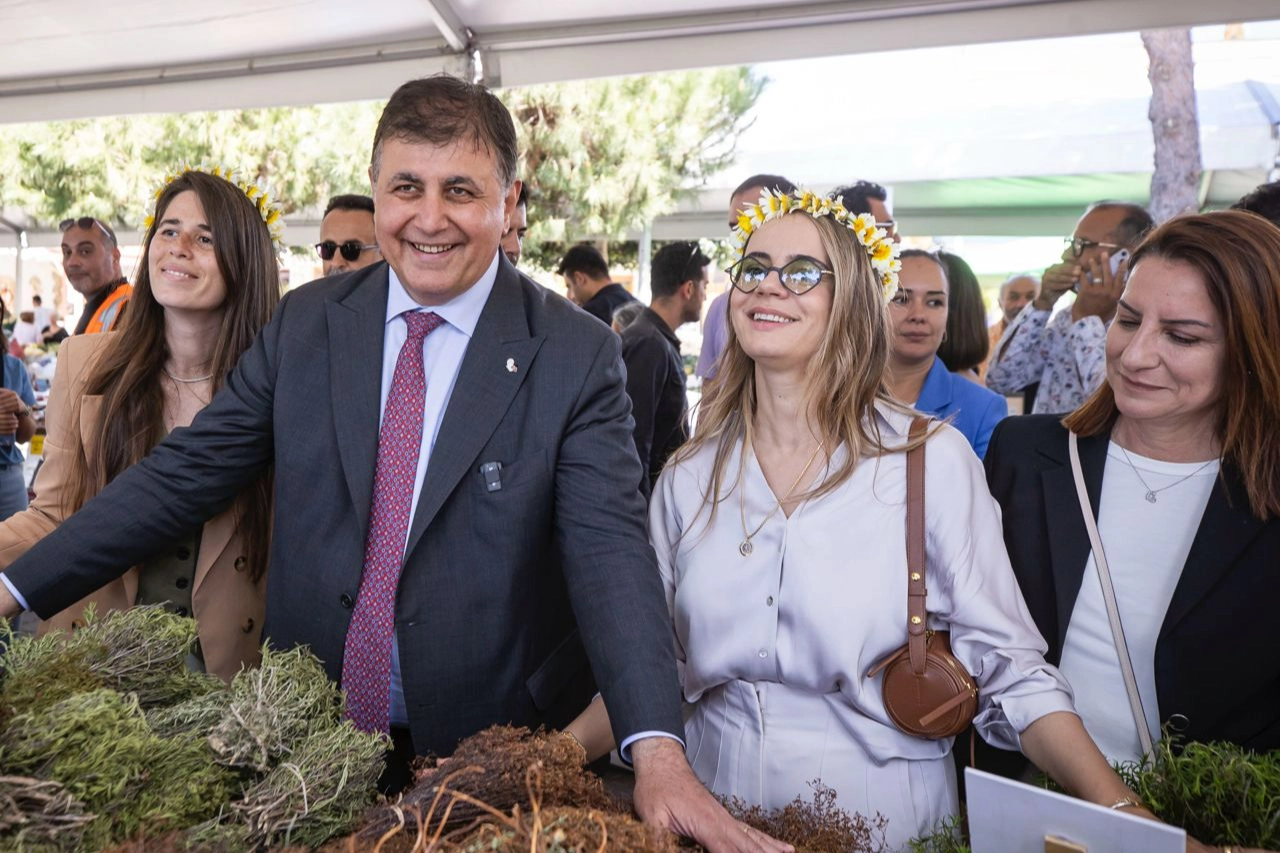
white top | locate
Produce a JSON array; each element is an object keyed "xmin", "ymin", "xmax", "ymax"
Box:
[
  {"xmin": 649, "ymin": 403, "xmax": 1077, "ymax": 763},
  {"xmin": 384, "ymin": 252, "xmax": 498, "ymax": 725},
  {"xmin": 1058, "ymin": 441, "xmax": 1219, "ymax": 765}
]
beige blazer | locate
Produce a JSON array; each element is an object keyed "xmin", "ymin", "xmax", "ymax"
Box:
[{"xmin": 0, "ymin": 334, "xmax": 265, "ymax": 681}]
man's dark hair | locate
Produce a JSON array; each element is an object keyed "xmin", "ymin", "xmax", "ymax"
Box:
[
  {"xmin": 1086, "ymin": 201, "xmax": 1154, "ymax": 249},
  {"xmin": 936, "ymin": 250, "xmax": 990, "ymax": 374},
  {"xmin": 732, "ymin": 174, "xmax": 797, "ymax": 198},
  {"xmin": 650, "ymin": 242, "xmax": 710, "ymax": 300},
  {"xmin": 31, "ymin": 295, "xmax": 41, "ymax": 305},
  {"xmin": 556, "ymin": 244, "xmax": 610, "ymax": 279},
  {"xmin": 517, "ymin": 184, "xmax": 529, "ymax": 208},
  {"xmin": 833, "ymin": 180, "xmax": 888, "ymax": 217},
  {"xmin": 1231, "ymin": 181, "xmax": 1280, "ymax": 228},
  {"xmin": 323, "ymin": 194, "xmax": 375, "ymax": 218},
  {"xmin": 371, "ymin": 74, "xmax": 518, "ymax": 188}
]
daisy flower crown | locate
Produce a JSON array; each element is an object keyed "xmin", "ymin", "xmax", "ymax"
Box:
[
  {"xmin": 143, "ymin": 164, "xmax": 285, "ymax": 247},
  {"xmin": 731, "ymin": 187, "xmax": 902, "ymax": 300}
]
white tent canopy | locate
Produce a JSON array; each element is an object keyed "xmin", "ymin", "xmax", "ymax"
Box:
[{"xmin": 5, "ymin": 0, "xmax": 1280, "ymax": 123}]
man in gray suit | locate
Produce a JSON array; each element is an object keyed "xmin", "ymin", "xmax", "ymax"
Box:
[{"xmin": 0, "ymin": 77, "xmax": 785, "ymax": 853}]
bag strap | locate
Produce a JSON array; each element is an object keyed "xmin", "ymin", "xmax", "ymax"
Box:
[
  {"xmin": 1067, "ymin": 431, "xmax": 1156, "ymax": 757},
  {"xmin": 907, "ymin": 417, "xmax": 929, "ymax": 675}
]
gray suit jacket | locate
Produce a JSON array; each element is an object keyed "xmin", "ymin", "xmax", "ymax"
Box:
[{"xmin": 5, "ymin": 257, "xmax": 684, "ymax": 754}]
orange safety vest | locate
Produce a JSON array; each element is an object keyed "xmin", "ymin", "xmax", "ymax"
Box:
[{"xmin": 84, "ymin": 283, "xmax": 132, "ymax": 334}]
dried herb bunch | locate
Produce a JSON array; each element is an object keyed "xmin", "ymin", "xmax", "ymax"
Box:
[
  {"xmin": 1119, "ymin": 737, "xmax": 1280, "ymax": 849},
  {"xmin": 330, "ymin": 763, "xmax": 676, "ymax": 853},
  {"xmin": 0, "ymin": 774, "xmax": 95, "ymax": 852},
  {"xmin": 0, "ymin": 605, "xmax": 219, "ymax": 718},
  {"xmin": 206, "ymin": 644, "xmax": 345, "ymax": 772},
  {"xmin": 0, "ymin": 688, "xmax": 233, "ymax": 849},
  {"xmin": 725, "ymin": 783, "xmax": 888, "ymax": 853},
  {"xmin": 361, "ymin": 726, "xmax": 616, "ymax": 842}
]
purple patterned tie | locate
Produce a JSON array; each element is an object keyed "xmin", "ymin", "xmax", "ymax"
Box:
[{"xmin": 342, "ymin": 310, "xmax": 444, "ymax": 734}]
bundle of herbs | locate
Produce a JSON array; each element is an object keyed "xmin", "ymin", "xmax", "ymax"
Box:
[
  {"xmin": 0, "ymin": 688, "xmax": 233, "ymax": 850},
  {"xmin": 329, "ymin": 762, "xmax": 676, "ymax": 853},
  {"xmin": 360, "ymin": 725, "xmax": 616, "ymax": 843},
  {"xmin": 0, "ymin": 774, "xmax": 95, "ymax": 853},
  {"xmin": 1119, "ymin": 737, "xmax": 1280, "ymax": 849},
  {"xmin": 0, "ymin": 605, "xmax": 218, "ymax": 719},
  {"xmin": 726, "ymin": 783, "xmax": 888, "ymax": 853}
]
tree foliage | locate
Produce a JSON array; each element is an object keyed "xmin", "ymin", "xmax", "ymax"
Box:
[
  {"xmin": 503, "ymin": 67, "xmax": 763, "ymax": 269},
  {"xmin": 0, "ymin": 68, "xmax": 762, "ymax": 268},
  {"xmin": 1, "ymin": 103, "xmax": 384, "ymax": 229}
]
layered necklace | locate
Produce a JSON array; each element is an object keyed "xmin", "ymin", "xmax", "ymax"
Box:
[{"xmin": 738, "ymin": 440, "xmax": 825, "ymax": 557}]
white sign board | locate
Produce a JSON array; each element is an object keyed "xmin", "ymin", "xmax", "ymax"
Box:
[{"xmin": 965, "ymin": 768, "xmax": 1186, "ymax": 853}]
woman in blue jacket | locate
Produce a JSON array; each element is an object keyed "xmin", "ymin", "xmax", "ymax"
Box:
[{"xmin": 887, "ymin": 249, "xmax": 1007, "ymax": 457}]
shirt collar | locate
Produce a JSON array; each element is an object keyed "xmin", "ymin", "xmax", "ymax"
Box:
[{"xmin": 385, "ymin": 250, "xmax": 500, "ymax": 338}]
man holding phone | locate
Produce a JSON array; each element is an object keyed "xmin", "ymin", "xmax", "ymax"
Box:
[{"xmin": 986, "ymin": 201, "xmax": 1153, "ymax": 414}]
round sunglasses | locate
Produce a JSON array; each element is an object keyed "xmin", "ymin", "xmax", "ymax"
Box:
[{"xmin": 726, "ymin": 255, "xmax": 833, "ymax": 295}]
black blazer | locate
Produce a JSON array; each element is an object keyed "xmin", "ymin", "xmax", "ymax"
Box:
[
  {"xmin": 5, "ymin": 258, "xmax": 683, "ymax": 755},
  {"xmin": 983, "ymin": 415, "xmax": 1280, "ymax": 756}
]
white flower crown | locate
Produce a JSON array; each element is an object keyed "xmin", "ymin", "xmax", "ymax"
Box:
[{"xmin": 731, "ymin": 187, "xmax": 901, "ymax": 300}]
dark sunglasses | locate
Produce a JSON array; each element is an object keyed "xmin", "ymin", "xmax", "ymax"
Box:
[
  {"xmin": 315, "ymin": 240, "xmax": 379, "ymax": 262},
  {"xmin": 727, "ymin": 255, "xmax": 833, "ymax": 295}
]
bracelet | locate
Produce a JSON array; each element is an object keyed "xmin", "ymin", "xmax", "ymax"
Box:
[{"xmin": 1106, "ymin": 797, "xmax": 1148, "ymax": 812}]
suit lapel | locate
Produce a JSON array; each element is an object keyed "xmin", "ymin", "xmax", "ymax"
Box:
[
  {"xmin": 402, "ymin": 267, "xmax": 544, "ymax": 560},
  {"xmin": 327, "ymin": 268, "xmax": 390, "ymax": 534},
  {"xmin": 1041, "ymin": 430, "xmax": 1109, "ymax": 653},
  {"xmin": 1160, "ymin": 465, "xmax": 1265, "ymax": 637}
]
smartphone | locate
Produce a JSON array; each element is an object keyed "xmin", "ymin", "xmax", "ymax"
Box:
[{"xmin": 1073, "ymin": 248, "xmax": 1130, "ymax": 291}]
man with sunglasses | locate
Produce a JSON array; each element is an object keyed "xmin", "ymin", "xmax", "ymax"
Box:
[
  {"xmin": 59, "ymin": 217, "xmax": 132, "ymax": 335},
  {"xmin": 833, "ymin": 180, "xmax": 899, "ymax": 243},
  {"xmin": 621, "ymin": 241, "xmax": 708, "ymax": 493},
  {"xmin": 987, "ymin": 201, "xmax": 1153, "ymax": 415},
  {"xmin": 317, "ymin": 195, "xmax": 381, "ymax": 277}
]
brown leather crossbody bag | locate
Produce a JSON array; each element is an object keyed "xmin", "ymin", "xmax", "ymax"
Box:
[{"xmin": 866, "ymin": 417, "xmax": 978, "ymax": 739}]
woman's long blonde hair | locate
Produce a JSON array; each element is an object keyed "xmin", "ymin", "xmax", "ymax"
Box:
[{"xmin": 672, "ymin": 212, "xmax": 922, "ymax": 526}]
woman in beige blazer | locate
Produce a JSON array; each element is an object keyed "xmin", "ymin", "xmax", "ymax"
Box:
[{"xmin": 0, "ymin": 168, "xmax": 279, "ymax": 681}]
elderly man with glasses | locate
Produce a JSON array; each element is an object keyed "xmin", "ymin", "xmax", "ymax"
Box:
[
  {"xmin": 986, "ymin": 201, "xmax": 1153, "ymax": 415},
  {"xmin": 58, "ymin": 217, "xmax": 132, "ymax": 335}
]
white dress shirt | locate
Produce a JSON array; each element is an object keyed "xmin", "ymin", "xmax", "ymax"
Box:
[{"xmin": 385, "ymin": 253, "xmax": 499, "ymax": 725}]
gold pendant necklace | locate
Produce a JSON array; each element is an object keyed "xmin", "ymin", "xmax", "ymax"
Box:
[{"xmin": 738, "ymin": 439, "xmax": 824, "ymax": 557}]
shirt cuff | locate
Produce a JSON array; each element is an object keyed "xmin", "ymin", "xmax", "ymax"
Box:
[
  {"xmin": 617, "ymin": 731, "xmax": 685, "ymax": 766},
  {"xmin": 1, "ymin": 573, "xmax": 31, "ymax": 612}
]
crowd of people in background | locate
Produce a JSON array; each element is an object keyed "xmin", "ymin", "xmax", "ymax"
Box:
[{"xmin": 2, "ymin": 71, "xmax": 1280, "ymax": 853}]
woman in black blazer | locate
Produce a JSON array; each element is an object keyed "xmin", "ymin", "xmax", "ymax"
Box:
[{"xmin": 985, "ymin": 210, "xmax": 1280, "ymax": 770}]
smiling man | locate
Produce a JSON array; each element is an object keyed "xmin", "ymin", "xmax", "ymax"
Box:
[
  {"xmin": 59, "ymin": 216, "xmax": 132, "ymax": 334},
  {"xmin": 317, "ymin": 194, "xmax": 381, "ymax": 276},
  {"xmin": 0, "ymin": 75, "xmax": 780, "ymax": 853}
]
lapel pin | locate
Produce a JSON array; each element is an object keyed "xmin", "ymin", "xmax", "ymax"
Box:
[{"xmin": 506, "ymin": 357, "xmax": 518, "ymax": 374}]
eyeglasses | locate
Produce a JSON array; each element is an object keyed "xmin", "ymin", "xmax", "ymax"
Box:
[
  {"xmin": 1064, "ymin": 236, "xmax": 1122, "ymax": 258},
  {"xmin": 59, "ymin": 216, "xmax": 116, "ymax": 245},
  {"xmin": 727, "ymin": 256, "xmax": 833, "ymax": 295},
  {"xmin": 315, "ymin": 240, "xmax": 380, "ymax": 262},
  {"xmin": 877, "ymin": 219, "xmax": 897, "ymax": 233}
]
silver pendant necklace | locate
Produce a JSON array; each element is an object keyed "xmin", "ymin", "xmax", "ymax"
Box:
[
  {"xmin": 1117, "ymin": 445, "xmax": 1215, "ymax": 504},
  {"xmin": 738, "ymin": 439, "xmax": 824, "ymax": 556}
]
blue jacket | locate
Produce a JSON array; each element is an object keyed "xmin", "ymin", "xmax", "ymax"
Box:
[{"xmin": 915, "ymin": 356, "xmax": 1008, "ymax": 458}]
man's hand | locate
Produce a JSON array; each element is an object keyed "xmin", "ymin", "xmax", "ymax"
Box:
[
  {"xmin": 0, "ymin": 413, "xmax": 17, "ymax": 434},
  {"xmin": 631, "ymin": 737, "xmax": 793, "ymax": 853},
  {"xmin": 1034, "ymin": 262, "xmax": 1080, "ymax": 312},
  {"xmin": 1071, "ymin": 250, "xmax": 1126, "ymax": 322},
  {"xmin": 0, "ymin": 388, "xmax": 20, "ymax": 414}
]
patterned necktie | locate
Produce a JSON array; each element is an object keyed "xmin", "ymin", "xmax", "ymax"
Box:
[{"xmin": 342, "ymin": 309, "xmax": 445, "ymax": 734}]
